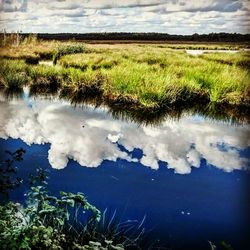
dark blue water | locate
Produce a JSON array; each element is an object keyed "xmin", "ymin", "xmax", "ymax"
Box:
[{"xmin": 0, "ymin": 93, "xmax": 250, "ymax": 250}]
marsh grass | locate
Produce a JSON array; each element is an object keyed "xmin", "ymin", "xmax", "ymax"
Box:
[
  {"xmin": 53, "ymin": 44, "xmax": 87, "ymax": 65},
  {"xmin": 59, "ymin": 70, "xmax": 105, "ymax": 104},
  {"xmin": 60, "ymin": 52, "xmax": 120, "ymax": 71},
  {"xmin": 200, "ymin": 51, "xmax": 250, "ymax": 69},
  {"xmin": 56, "ymin": 46, "xmax": 250, "ymax": 106},
  {"xmin": 0, "ymin": 37, "xmax": 90, "ymax": 62},
  {"xmin": 0, "ymin": 40, "xmax": 57, "ymax": 60},
  {"xmin": 0, "ymin": 60, "xmax": 28, "ymax": 99},
  {"xmin": 0, "ymin": 43, "xmax": 249, "ymax": 109}
]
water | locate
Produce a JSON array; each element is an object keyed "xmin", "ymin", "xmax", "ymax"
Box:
[
  {"xmin": 0, "ymin": 91, "xmax": 250, "ymax": 249},
  {"xmin": 39, "ymin": 60, "xmax": 53, "ymax": 66},
  {"xmin": 186, "ymin": 49, "xmax": 239, "ymax": 56}
]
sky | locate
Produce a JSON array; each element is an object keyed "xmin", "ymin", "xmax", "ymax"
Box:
[{"xmin": 0, "ymin": 0, "xmax": 249, "ymax": 34}]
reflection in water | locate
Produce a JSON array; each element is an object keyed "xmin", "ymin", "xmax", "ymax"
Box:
[
  {"xmin": 0, "ymin": 92, "xmax": 249, "ymax": 174},
  {"xmin": 0, "ymin": 86, "xmax": 23, "ymax": 100},
  {"xmin": 1, "ymin": 88, "xmax": 250, "ymax": 249},
  {"xmin": 6, "ymin": 87, "xmax": 250, "ymax": 125}
]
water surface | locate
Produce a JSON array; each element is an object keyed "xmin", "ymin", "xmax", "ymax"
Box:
[
  {"xmin": 0, "ymin": 91, "xmax": 249, "ymax": 249},
  {"xmin": 186, "ymin": 49, "xmax": 239, "ymax": 55}
]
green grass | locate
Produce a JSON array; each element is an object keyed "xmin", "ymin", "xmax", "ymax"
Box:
[
  {"xmin": 0, "ymin": 44, "xmax": 249, "ymax": 108},
  {"xmin": 200, "ymin": 51, "xmax": 250, "ymax": 69},
  {"xmin": 60, "ymin": 53, "xmax": 119, "ymax": 70},
  {"xmin": 0, "ymin": 60, "xmax": 28, "ymax": 92},
  {"xmin": 95, "ymin": 47, "xmax": 249, "ymax": 106},
  {"xmin": 53, "ymin": 44, "xmax": 88, "ymax": 65}
]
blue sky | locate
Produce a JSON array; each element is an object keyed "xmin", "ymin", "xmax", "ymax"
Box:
[{"xmin": 0, "ymin": 0, "xmax": 249, "ymax": 34}]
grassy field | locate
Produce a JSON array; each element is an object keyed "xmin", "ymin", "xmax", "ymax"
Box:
[{"xmin": 0, "ymin": 39, "xmax": 249, "ymax": 110}]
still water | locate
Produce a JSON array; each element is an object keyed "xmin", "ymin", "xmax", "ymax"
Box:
[
  {"xmin": 0, "ymin": 90, "xmax": 250, "ymax": 249},
  {"xmin": 185, "ymin": 49, "xmax": 239, "ymax": 56}
]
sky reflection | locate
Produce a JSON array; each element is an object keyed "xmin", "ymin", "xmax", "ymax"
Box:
[{"xmin": 0, "ymin": 96, "xmax": 249, "ymax": 174}]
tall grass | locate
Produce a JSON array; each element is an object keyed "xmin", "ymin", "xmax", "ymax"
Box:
[
  {"xmin": 200, "ymin": 51, "xmax": 250, "ymax": 69},
  {"xmin": 0, "ymin": 60, "xmax": 28, "ymax": 99},
  {"xmin": 0, "ymin": 44, "xmax": 249, "ymax": 108},
  {"xmin": 55, "ymin": 46, "xmax": 250, "ymax": 106},
  {"xmin": 60, "ymin": 51, "xmax": 120, "ymax": 70},
  {"xmin": 0, "ymin": 37, "xmax": 57, "ymax": 60},
  {"xmin": 53, "ymin": 44, "xmax": 87, "ymax": 65}
]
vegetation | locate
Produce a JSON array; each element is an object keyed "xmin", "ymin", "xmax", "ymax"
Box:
[
  {"xmin": 0, "ymin": 149, "xmax": 25, "ymax": 199},
  {"xmin": 58, "ymin": 46, "xmax": 250, "ymax": 106},
  {"xmin": 0, "ymin": 150, "xmax": 144, "ymax": 250},
  {"xmin": 0, "ymin": 35, "xmax": 56, "ymax": 60},
  {"xmin": 5, "ymin": 32, "xmax": 249, "ymax": 43},
  {"xmin": 0, "ymin": 150, "xmax": 239, "ymax": 250},
  {"xmin": 53, "ymin": 44, "xmax": 87, "ymax": 65},
  {"xmin": 0, "ymin": 34, "xmax": 87, "ymax": 61},
  {"xmin": 200, "ymin": 51, "xmax": 250, "ymax": 69},
  {"xmin": 0, "ymin": 148, "xmax": 237, "ymax": 250},
  {"xmin": 0, "ymin": 39, "xmax": 249, "ymax": 110}
]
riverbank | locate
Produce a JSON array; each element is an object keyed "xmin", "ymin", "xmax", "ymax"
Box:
[{"xmin": 0, "ymin": 41, "xmax": 249, "ymax": 110}]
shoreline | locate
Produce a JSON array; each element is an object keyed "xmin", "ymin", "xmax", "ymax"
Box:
[{"xmin": 0, "ymin": 41, "xmax": 249, "ymax": 118}]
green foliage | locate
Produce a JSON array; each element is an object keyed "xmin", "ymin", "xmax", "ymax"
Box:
[
  {"xmin": 0, "ymin": 152, "xmax": 142, "ymax": 250},
  {"xmin": 0, "ymin": 60, "xmax": 28, "ymax": 99},
  {"xmin": 200, "ymin": 51, "xmax": 250, "ymax": 69},
  {"xmin": 0, "ymin": 148, "xmax": 25, "ymax": 200},
  {"xmin": 1, "ymin": 72, "xmax": 27, "ymax": 89},
  {"xmin": 0, "ymin": 167, "xmax": 102, "ymax": 249},
  {"xmin": 57, "ymin": 44, "xmax": 86, "ymax": 56},
  {"xmin": 60, "ymin": 53, "xmax": 119, "ymax": 71},
  {"xmin": 0, "ymin": 202, "xmax": 65, "ymax": 250}
]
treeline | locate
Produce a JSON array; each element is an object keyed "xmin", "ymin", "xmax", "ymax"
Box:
[{"xmin": 16, "ymin": 32, "xmax": 250, "ymax": 42}]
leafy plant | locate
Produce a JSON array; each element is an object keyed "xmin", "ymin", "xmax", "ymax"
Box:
[
  {"xmin": 0, "ymin": 148, "xmax": 25, "ymax": 200},
  {"xmin": 0, "ymin": 151, "xmax": 143, "ymax": 249}
]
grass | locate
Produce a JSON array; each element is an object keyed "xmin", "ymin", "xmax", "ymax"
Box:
[
  {"xmin": 53, "ymin": 44, "xmax": 87, "ymax": 65},
  {"xmin": 0, "ymin": 60, "xmax": 29, "ymax": 99},
  {"xmin": 0, "ymin": 36, "xmax": 89, "ymax": 61},
  {"xmin": 0, "ymin": 39, "xmax": 56, "ymax": 60},
  {"xmin": 0, "ymin": 41, "xmax": 249, "ymax": 109},
  {"xmin": 200, "ymin": 51, "xmax": 250, "ymax": 69},
  {"xmin": 58, "ymin": 46, "xmax": 250, "ymax": 106}
]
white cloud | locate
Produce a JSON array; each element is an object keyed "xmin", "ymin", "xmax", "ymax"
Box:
[
  {"xmin": 0, "ymin": 0, "xmax": 249, "ymax": 34},
  {"xmin": 0, "ymin": 97, "xmax": 249, "ymax": 174}
]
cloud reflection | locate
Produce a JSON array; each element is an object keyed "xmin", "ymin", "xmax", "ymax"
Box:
[{"xmin": 0, "ymin": 98, "xmax": 249, "ymax": 174}]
